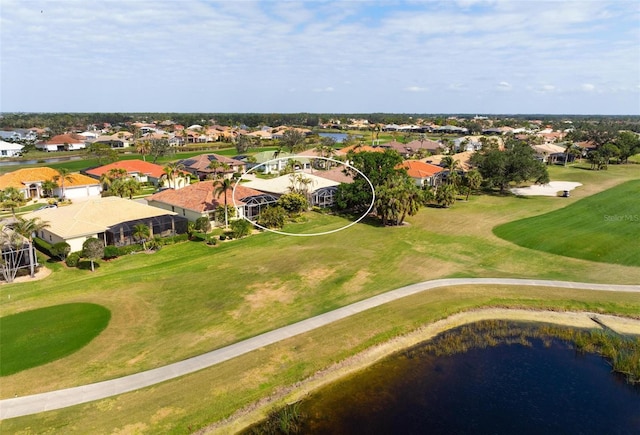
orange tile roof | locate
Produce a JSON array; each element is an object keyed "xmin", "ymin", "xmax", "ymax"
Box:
[
  {"xmin": 399, "ymin": 160, "xmax": 443, "ymax": 179},
  {"xmin": 85, "ymin": 159, "xmax": 167, "ymax": 178},
  {"xmin": 40, "ymin": 133, "xmax": 85, "ymax": 144},
  {"xmin": 147, "ymin": 181, "xmax": 263, "ymax": 213},
  {"xmin": 0, "ymin": 167, "xmax": 99, "ymax": 190}
]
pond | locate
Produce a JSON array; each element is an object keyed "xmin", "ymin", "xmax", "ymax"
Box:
[
  {"xmin": 318, "ymin": 132, "xmax": 361, "ymax": 143},
  {"xmin": 0, "ymin": 155, "xmax": 85, "ymax": 166},
  {"xmin": 296, "ymin": 322, "xmax": 640, "ymax": 434}
]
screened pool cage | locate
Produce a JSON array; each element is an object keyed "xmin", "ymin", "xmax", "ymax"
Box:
[
  {"xmin": 105, "ymin": 215, "xmax": 189, "ymax": 246},
  {"xmin": 241, "ymin": 194, "xmax": 279, "ymax": 221},
  {"xmin": 311, "ymin": 186, "xmax": 338, "ymax": 208}
]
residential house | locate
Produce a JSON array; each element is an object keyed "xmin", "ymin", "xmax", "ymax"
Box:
[
  {"xmin": 0, "ymin": 167, "xmax": 102, "ymax": 200},
  {"xmin": 88, "ymin": 133, "xmax": 131, "ymax": 149},
  {"xmin": 146, "ymin": 180, "xmax": 267, "ymax": 225},
  {"xmin": 399, "ymin": 160, "xmax": 444, "ymax": 187},
  {"xmin": 0, "ymin": 140, "xmax": 24, "ymax": 157},
  {"xmin": 0, "ymin": 129, "xmax": 38, "ymax": 142},
  {"xmin": 36, "ymin": 133, "xmax": 87, "ymax": 152},
  {"xmin": 24, "ymin": 197, "xmax": 187, "ymax": 252},
  {"xmin": 177, "ymin": 154, "xmax": 246, "ymax": 181},
  {"xmin": 84, "ymin": 159, "xmax": 189, "ymax": 189},
  {"xmin": 380, "ymin": 139, "xmax": 442, "ymax": 158},
  {"xmin": 248, "ymin": 151, "xmax": 311, "ymax": 174},
  {"xmin": 243, "ymin": 172, "xmax": 341, "ymax": 208}
]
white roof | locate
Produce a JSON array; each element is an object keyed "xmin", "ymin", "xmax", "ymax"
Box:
[
  {"xmin": 243, "ymin": 172, "xmax": 340, "ymax": 195},
  {"xmin": 0, "ymin": 140, "xmax": 24, "ymax": 151},
  {"xmin": 24, "ymin": 196, "xmax": 178, "ymax": 239}
]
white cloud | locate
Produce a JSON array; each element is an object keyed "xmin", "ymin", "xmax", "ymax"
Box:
[
  {"xmin": 313, "ymin": 87, "xmax": 335, "ymax": 93},
  {"xmin": 0, "ymin": 0, "xmax": 638, "ymax": 114},
  {"xmin": 405, "ymin": 86, "xmax": 429, "ymax": 92},
  {"xmin": 581, "ymin": 83, "xmax": 596, "ymax": 92}
]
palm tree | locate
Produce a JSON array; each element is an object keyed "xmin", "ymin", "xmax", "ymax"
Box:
[
  {"xmin": 54, "ymin": 168, "xmax": 74, "ymax": 199},
  {"xmin": 464, "ymin": 169, "xmax": 483, "ymax": 201},
  {"xmin": 563, "ymin": 141, "xmax": 574, "ymax": 166},
  {"xmin": 121, "ymin": 178, "xmax": 140, "ymax": 199},
  {"xmin": 41, "ymin": 180, "xmax": 58, "ymax": 198},
  {"xmin": 136, "ymin": 140, "xmax": 152, "ymax": 161},
  {"xmin": 100, "ymin": 168, "xmax": 127, "ymax": 190},
  {"xmin": 12, "ymin": 216, "xmax": 49, "ymax": 277},
  {"xmin": 213, "ymin": 178, "xmax": 233, "ymax": 229},
  {"xmin": 1, "ymin": 187, "xmax": 27, "ymax": 217},
  {"xmin": 162, "ymin": 162, "xmax": 185, "ymax": 189},
  {"xmin": 132, "ymin": 223, "xmax": 150, "ymax": 250},
  {"xmin": 441, "ymin": 156, "xmax": 461, "ymax": 187}
]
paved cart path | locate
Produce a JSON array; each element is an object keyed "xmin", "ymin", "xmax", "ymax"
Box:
[{"xmin": 2, "ymin": 278, "xmax": 639, "ymax": 419}]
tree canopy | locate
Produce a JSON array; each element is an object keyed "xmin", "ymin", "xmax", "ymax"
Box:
[{"xmin": 471, "ymin": 142, "xmax": 549, "ymax": 192}]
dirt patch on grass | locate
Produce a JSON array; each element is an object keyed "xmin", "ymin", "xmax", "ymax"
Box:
[
  {"xmin": 299, "ymin": 267, "xmax": 335, "ymax": 286},
  {"xmin": 341, "ymin": 270, "xmax": 371, "ymax": 294}
]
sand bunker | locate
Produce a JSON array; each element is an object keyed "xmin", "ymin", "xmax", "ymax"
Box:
[{"xmin": 511, "ymin": 181, "xmax": 582, "ymax": 197}]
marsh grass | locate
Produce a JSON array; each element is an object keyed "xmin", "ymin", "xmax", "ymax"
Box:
[{"xmin": 411, "ymin": 319, "xmax": 640, "ymax": 385}]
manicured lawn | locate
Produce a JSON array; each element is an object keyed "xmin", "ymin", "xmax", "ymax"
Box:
[
  {"xmin": 493, "ymin": 179, "xmax": 640, "ymax": 267},
  {"xmin": 0, "ymin": 163, "xmax": 638, "ymax": 433},
  {"xmin": 0, "ymin": 303, "xmax": 110, "ymax": 376}
]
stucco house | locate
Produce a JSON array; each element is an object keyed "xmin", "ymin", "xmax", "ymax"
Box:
[
  {"xmin": 176, "ymin": 154, "xmax": 246, "ymax": 180},
  {"xmin": 24, "ymin": 196, "xmax": 187, "ymax": 252},
  {"xmin": 399, "ymin": 160, "xmax": 444, "ymax": 187},
  {"xmin": 36, "ymin": 134, "xmax": 87, "ymax": 152},
  {"xmin": 0, "ymin": 140, "xmax": 25, "ymax": 157},
  {"xmin": 84, "ymin": 159, "xmax": 189, "ymax": 189},
  {"xmin": 0, "ymin": 167, "xmax": 102, "ymax": 200},
  {"xmin": 146, "ymin": 180, "xmax": 268, "ymax": 225}
]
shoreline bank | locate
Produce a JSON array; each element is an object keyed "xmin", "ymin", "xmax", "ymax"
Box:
[{"xmin": 208, "ymin": 308, "xmax": 640, "ymax": 434}]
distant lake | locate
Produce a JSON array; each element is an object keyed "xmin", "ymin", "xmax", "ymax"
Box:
[
  {"xmin": 298, "ymin": 322, "xmax": 640, "ymax": 434},
  {"xmin": 318, "ymin": 132, "xmax": 361, "ymax": 143},
  {"xmin": 0, "ymin": 156, "xmax": 84, "ymax": 166}
]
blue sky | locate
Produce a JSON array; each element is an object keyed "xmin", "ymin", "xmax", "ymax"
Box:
[{"xmin": 1, "ymin": 0, "xmax": 639, "ymax": 114}]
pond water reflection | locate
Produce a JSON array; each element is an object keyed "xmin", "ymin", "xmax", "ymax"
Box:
[{"xmin": 298, "ymin": 322, "xmax": 640, "ymax": 434}]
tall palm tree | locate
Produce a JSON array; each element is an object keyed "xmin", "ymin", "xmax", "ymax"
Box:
[
  {"xmin": 213, "ymin": 178, "xmax": 233, "ymax": 229},
  {"xmin": 54, "ymin": 168, "xmax": 74, "ymax": 199},
  {"xmin": 136, "ymin": 140, "xmax": 151, "ymax": 161},
  {"xmin": 12, "ymin": 216, "xmax": 49, "ymax": 277},
  {"xmin": 100, "ymin": 168, "xmax": 127, "ymax": 190}
]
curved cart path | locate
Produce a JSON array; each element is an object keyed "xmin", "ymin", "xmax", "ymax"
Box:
[{"xmin": 2, "ymin": 278, "xmax": 639, "ymax": 419}]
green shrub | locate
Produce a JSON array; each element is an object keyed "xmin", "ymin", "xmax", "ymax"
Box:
[
  {"xmin": 116, "ymin": 244, "xmax": 144, "ymax": 255},
  {"xmin": 66, "ymin": 252, "xmax": 80, "ymax": 267},
  {"xmin": 191, "ymin": 232, "xmax": 208, "ymax": 242},
  {"xmin": 33, "ymin": 238, "xmax": 54, "ymax": 257},
  {"xmin": 206, "ymin": 236, "xmax": 217, "ymax": 246},
  {"xmin": 195, "ymin": 216, "xmax": 211, "ymax": 233},
  {"xmin": 103, "ymin": 245, "xmax": 119, "ymax": 259},
  {"xmin": 230, "ymin": 219, "xmax": 252, "ymax": 238},
  {"xmin": 257, "ymin": 206, "xmax": 287, "ymax": 229},
  {"xmin": 219, "ymin": 234, "xmax": 226, "ymax": 241},
  {"xmin": 51, "ymin": 242, "xmax": 71, "ymax": 260}
]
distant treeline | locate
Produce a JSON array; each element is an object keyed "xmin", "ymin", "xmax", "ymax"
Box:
[{"xmin": 1, "ymin": 112, "xmax": 639, "ymax": 134}]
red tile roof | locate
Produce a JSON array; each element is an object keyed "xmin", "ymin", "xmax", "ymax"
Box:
[
  {"xmin": 399, "ymin": 160, "xmax": 443, "ymax": 179},
  {"xmin": 85, "ymin": 159, "xmax": 167, "ymax": 178},
  {"xmin": 147, "ymin": 181, "xmax": 263, "ymax": 212},
  {"xmin": 40, "ymin": 133, "xmax": 85, "ymax": 145}
]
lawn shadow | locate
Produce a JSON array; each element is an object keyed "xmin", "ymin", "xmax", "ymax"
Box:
[{"xmin": 78, "ymin": 261, "xmax": 100, "ymax": 271}]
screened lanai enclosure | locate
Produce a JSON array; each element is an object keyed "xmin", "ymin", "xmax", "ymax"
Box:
[
  {"xmin": 105, "ymin": 215, "xmax": 189, "ymax": 246},
  {"xmin": 241, "ymin": 194, "xmax": 279, "ymax": 221},
  {"xmin": 311, "ymin": 186, "xmax": 338, "ymax": 208}
]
